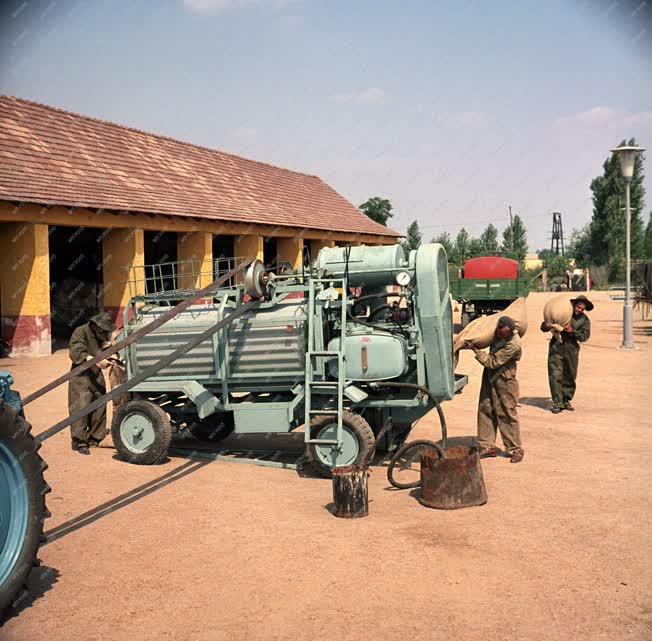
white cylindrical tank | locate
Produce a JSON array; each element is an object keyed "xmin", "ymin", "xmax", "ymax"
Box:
[{"xmin": 314, "ymin": 244, "xmax": 408, "ymax": 287}]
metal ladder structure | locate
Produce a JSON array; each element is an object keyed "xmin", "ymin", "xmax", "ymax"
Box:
[{"xmin": 304, "ymin": 277, "xmax": 347, "ymax": 450}]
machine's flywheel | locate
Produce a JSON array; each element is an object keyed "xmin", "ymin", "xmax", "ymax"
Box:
[{"xmin": 244, "ymin": 259, "xmax": 267, "ymax": 298}]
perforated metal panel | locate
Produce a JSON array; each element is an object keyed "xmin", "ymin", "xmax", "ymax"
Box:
[
  {"xmin": 228, "ymin": 305, "xmax": 307, "ymax": 378},
  {"xmin": 134, "ymin": 333, "xmax": 215, "ymax": 379},
  {"xmin": 128, "ymin": 302, "xmax": 307, "ymax": 383}
]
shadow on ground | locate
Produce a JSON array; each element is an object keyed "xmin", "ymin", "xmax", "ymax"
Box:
[
  {"xmin": 44, "ymin": 460, "xmax": 210, "ymax": 544},
  {"xmin": 3, "ymin": 565, "xmax": 61, "ymax": 625},
  {"xmin": 520, "ymin": 396, "xmax": 551, "ymax": 410}
]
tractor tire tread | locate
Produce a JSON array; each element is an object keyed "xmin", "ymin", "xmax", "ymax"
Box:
[{"xmin": 0, "ymin": 402, "xmax": 49, "ymax": 620}]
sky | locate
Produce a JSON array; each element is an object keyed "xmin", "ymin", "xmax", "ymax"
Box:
[{"xmin": 1, "ymin": 0, "xmax": 651, "ymax": 251}]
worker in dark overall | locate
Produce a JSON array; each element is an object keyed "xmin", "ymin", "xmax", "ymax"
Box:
[
  {"xmin": 541, "ymin": 295, "xmax": 592, "ymax": 413},
  {"xmin": 68, "ymin": 312, "xmax": 114, "ymax": 455},
  {"xmin": 464, "ymin": 316, "xmax": 524, "ymax": 463}
]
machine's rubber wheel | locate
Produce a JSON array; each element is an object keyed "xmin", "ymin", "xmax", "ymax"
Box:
[
  {"xmin": 0, "ymin": 401, "xmax": 49, "ymax": 618},
  {"xmin": 189, "ymin": 412, "xmax": 235, "ymax": 442},
  {"xmin": 387, "ymin": 439, "xmax": 445, "ymax": 490},
  {"xmin": 111, "ymin": 400, "xmax": 172, "ymax": 465},
  {"xmin": 307, "ymin": 411, "xmax": 375, "ymax": 478}
]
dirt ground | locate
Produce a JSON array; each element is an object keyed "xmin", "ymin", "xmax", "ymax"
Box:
[{"xmin": 2, "ymin": 292, "xmax": 650, "ymax": 641}]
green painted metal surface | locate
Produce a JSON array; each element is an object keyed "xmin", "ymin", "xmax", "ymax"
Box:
[
  {"xmin": 327, "ymin": 331, "xmax": 407, "ymax": 381},
  {"xmin": 118, "ymin": 243, "xmax": 466, "ymax": 470},
  {"xmin": 311, "ymin": 422, "xmax": 360, "ymax": 468},
  {"xmin": 414, "ymin": 244, "xmax": 455, "ymax": 400},
  {"xmin": 314, "ymin": 244, "xmax": 407, "ymax": 288},
  {"xmin": 233, "ymin": 406, "xmax": 290, "ymax": 434},
  {"xmin": 450, "ymin": 276, "xmax": 529, "ymax": 302},
  {"xmin": 120, "ymin": 411, "xmax": 157, "ymax": 454}
]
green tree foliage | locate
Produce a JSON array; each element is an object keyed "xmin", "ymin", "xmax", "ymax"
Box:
[
  {"xmin": 588, "ymin": 138, "xmax": 646, "ymax": 279},
  {"xmin": 644, "ymin": 212, "xmax": 652, "ymax": 259},
  {"xmin": 543, "ymin": 254, "xmax": 572, "ymax": 283},
  {"xmin": 431, "ymin": 232, "xmax": 454, "ymax": 261},
  {"xmin": 568, "ymin": 225, "xmax": 593, "ymax": 267},
  {"xmin": 359, "ymin": 197, "xmax": 393, "ymax": 226},
  {"xmin": 501, "ymin": 214, "xmax": 528, "ymax": 262},
  {"xmin": 402, "ymin": 220, "xmax": 422, "ymax": 253},
  {"xmin": 468, "ymin": 237, "xmax": 484, "ymax": 258},
  {"xmin": 479, "ymin": 224, "xmax": 499, "ymax": 253},
  {"xmin": 454, "ymin": 228, "xmax": 471, "ymax": 264}
]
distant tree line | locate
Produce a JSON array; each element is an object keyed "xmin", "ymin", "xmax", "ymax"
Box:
[
  {"xmin": 359, "ymin": 197, "xmax": 528, "ymax": 267},
  {"xmin": 431, "ymin": 215, "xmax": 528, "ymax": 266}
]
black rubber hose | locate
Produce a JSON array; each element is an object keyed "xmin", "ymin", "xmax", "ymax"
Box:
[
  {"xmin": 371, "ymin": 381, "xmax": 447, "ymax": 449},
  {"xmin": 386, "ymin": 439, "xmax": 445, "ymax": 490},
  {"xmin": 368, "ymin": 304, "xmax": 392, "ymax": 320},
  {"xmin": 346, "ymin": 309, "xmax": 390, "ymax": 332}
]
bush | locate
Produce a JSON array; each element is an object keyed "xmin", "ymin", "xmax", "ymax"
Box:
[{"xmin": 587, "ymin": 264, "xmax": 609, "ymax": 290}]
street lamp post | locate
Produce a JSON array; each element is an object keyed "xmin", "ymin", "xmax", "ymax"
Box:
[{"xmin": 611, "ymin": 144, "xmax": 646, "ymax": 349}]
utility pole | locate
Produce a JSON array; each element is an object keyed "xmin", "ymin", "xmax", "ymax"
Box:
[
  {"xmin": 550, "ymin": 212, "xmax": 564, "ymax": 256},
  {"xmin": 508, "ymin": 206, "xmax": 514, "ymax": 252}
]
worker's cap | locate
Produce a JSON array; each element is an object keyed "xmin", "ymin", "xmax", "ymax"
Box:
[
  {"xmin": 496, "ymin": 316, "xmax": 516, "ymax": 331},
  {"xmin": 90, "ymin": 312, "xmax": 115, "ymax": 333},
  {"xmin": 570, "ymin": 294, "xmax": 594, "ymax": 311}
]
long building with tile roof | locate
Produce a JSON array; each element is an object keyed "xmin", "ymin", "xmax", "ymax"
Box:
[{"xmin": 0, "ymin": 96, "xmax": 398, "ymax": 355}]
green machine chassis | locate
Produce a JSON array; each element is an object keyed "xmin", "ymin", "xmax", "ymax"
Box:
[{"xmin": 116, "ymin": 244, "xmax": 467, "ymax": 472}]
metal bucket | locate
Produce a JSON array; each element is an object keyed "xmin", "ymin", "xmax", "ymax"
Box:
[{"xmin": 418, "ymin": 443, "xmax": 488, "ymax": 509}]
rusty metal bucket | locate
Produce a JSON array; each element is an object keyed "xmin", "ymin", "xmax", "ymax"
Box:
[{"xmin": 418, "ymin": 441, "xmax": 488, "ymax": 510}]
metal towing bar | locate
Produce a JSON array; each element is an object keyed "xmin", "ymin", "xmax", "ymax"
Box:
[{"xmin": 30, "ymin": 257, "xmax": 255, "ymax": 444}]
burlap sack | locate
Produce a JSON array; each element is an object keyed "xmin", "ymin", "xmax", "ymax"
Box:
[
  {"xmin": 109, "ymin": 360, "xmax": 129, "ymax": 409},
  {"xmin": 542, "ymin": 295, "xmax": 573, "ymax": 342},
  {"xmin": 453, "ymin": 297, "xmax": 528, "ymax": 353}
]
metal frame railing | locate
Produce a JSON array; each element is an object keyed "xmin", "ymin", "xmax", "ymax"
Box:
[{"xmin": 124, "ymin": 256, "xmax": 247, "ymax": 301}]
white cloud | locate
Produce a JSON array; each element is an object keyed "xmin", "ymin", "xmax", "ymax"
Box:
[
  {"xmin": 623, "ymin": 111, "xmax": 652, "ymax": 126},
  {"xmin": 332, "ymin": 87, "xmax": 386, "ymax": 105},
  {"xmin": 183, "ymin": 0, "xmax": 300, "ymax": 13},
  {"xmin": 553, "ymin": 106, "xmax": 652, "ymax": 129}
]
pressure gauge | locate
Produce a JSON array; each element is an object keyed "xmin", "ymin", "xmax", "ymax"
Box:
[{"xmin": 396, "ymin": 270, "xmax": 411, "ymax": 286}]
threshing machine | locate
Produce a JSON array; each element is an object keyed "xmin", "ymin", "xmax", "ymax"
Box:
[
  {"xmin": 0, "ymin": 242, "xmax": 466, "ymax": 615},
  {"xmin": 112, "ymin": 243, "xmax": 466, "ymax": 472}
]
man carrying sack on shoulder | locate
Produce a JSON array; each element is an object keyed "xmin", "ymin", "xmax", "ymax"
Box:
[
  {"xmin": 540, "ymin": 294, "xmax": 593, "ymax": 414},
  {"xmin": 464, "ymin": 316, "xmax": 524, "ymax": 464}
]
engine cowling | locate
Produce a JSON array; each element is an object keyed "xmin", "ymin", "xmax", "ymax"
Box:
[{"xmin": 327, "ymin": 331, "xmax": 408, "ymax": 381}]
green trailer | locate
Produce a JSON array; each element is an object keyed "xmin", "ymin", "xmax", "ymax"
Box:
[{"xmin": 449, "ymin": 253, "xmax": 529, "ymax": 326}]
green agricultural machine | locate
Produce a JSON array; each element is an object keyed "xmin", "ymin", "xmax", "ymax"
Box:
[{"xmin": 0, "ymin": 242, "xmax": 466, "ymax": 615}]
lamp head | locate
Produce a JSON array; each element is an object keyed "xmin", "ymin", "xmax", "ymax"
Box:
[{"xmin": 611, "ymin": 144, "xmax": 646, "ymax": 180}]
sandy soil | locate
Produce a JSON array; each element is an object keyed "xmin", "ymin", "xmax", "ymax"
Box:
[{"xmin": 1, "ymin": 292, "xmax": 650, "ymax": 641}]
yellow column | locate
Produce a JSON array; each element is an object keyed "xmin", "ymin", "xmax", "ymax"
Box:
[
  {"xmin": 177, "ymin": 231, "xmax": 213, "ymax": 290},
  {"xmin": 234, "ymin": 234, "xmax": 263, "ymax": 283},
  {"xmin": 0, "ymin": 222, "xmax": 51, "ymax": 356},
  {"xmin": 277, "ymin": 237, "xmax": 303, "ymax": 271},
  {"xmin": 102, "ymin": 228, "xmax": 144, "ymax": 328},
  {"xmin": 309, "ymin": 238, "xmax": 335, "ymax": 261}
]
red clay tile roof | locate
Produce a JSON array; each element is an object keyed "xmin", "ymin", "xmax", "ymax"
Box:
[{"xmin": 0, "ymin": 96, "xmax": 398, "ymax": 238}]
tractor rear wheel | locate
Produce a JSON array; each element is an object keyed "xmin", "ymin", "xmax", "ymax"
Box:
[
  {"xmin": 111, "ymin": 399, "xmax": 172, "ymax": 465},
  {"xmin": 189, "ymin": 412, "xmax": 235, "ymax": 442},
  {"xmin": 307, "ymin": 411, "xmax": 375, "ymax": 478},
  {"xmin": 0, "ymin": 401, "xmax": 49, "ymax": 618}
]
